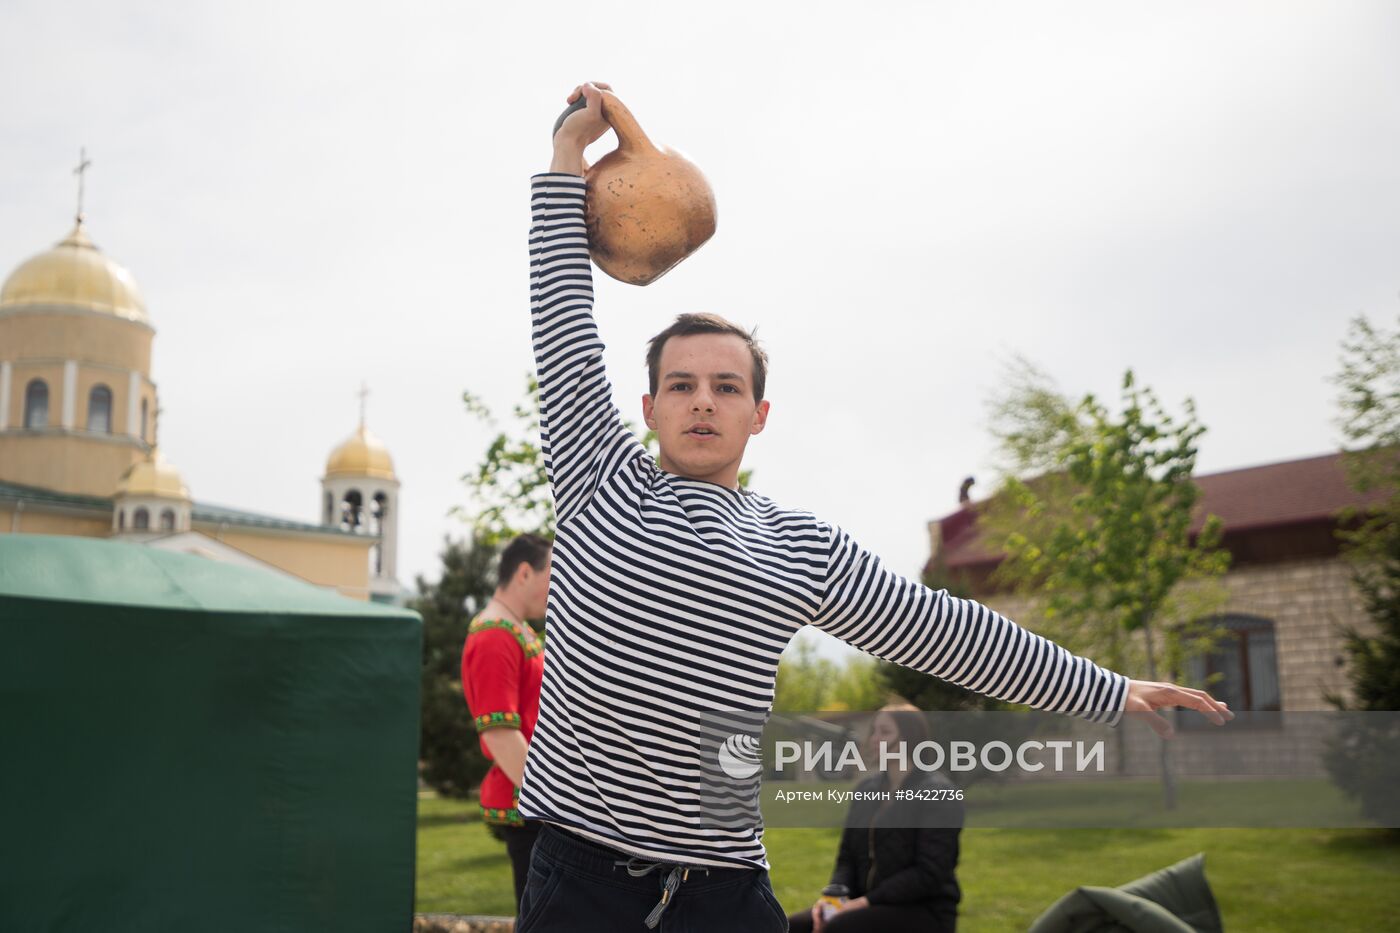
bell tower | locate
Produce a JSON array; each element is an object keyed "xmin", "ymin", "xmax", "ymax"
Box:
[{"xmin": 322, "ymin": 386, "xmax": 402, "ymax": 603}]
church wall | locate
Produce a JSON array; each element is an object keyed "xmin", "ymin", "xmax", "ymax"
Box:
[
  {"xmin": 4, "ymin": 360, "xmax": 65, "ymax": 427},
  {"xmin": 200, "ymin": 526, "xmax": 372, "ymax": 601},
  {"xmin": 137, "ymin": 382, "xmax": 157, "ymax": 445},
  {"xmin": 0, "ymin": 310, "xmax": 152, "ymax": 373},
  {"xmin": 76, "ymin": 365, "xmax": 131, "ymax": 434},
  {"xmin": 0, "ymin": 433, "xmax": 144, "ymax": 496},
  {"xmin": 69, "ymin": 365, "xmax": 155, "ymax": 438},
  {"xmin": 0, "ymin": 506, "xmax": 112, "ymax": 538}
]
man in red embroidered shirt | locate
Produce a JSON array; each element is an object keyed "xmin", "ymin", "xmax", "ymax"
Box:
[{"xmin": 461, "ymin": 533, "xmax": 552, "ymax": 910}]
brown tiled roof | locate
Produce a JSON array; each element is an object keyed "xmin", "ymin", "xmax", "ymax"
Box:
[{"xmin": 937, "ymin": 452, "xmax": 1386, "ymax": 570}]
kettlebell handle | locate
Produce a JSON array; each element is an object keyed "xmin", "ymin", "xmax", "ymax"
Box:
[
  {"xmin": 552, "ymin": 96, "xmax": 589, "ymax": 139},
  {"xmin": 551, "ymin": 90, "xmax": 652, "ymax": 153}
]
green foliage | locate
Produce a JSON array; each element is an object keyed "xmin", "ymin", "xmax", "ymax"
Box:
[
  {"xmin": 456, "ymin": 375, "xmax": 555, "ymax": 545},
  {"xmin": 412, "ymin": 535, "xmax": 499, "ymax": 799},
  {"xmin": 1328, "ymin": 314, "xmax": 1400, "ymax": 712},
  {"xmin": 774, "ymin": 639, "xmax": 887, "ymax": 712},
  {"xmin": 1324, "ymin": 315, "xmax": 1400, "ymax": 824},
  {"xmin": 982, "ymin": 362, "xmax": 1230, "ymax": 681}
]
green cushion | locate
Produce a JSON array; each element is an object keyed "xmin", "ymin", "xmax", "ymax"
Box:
[
  {"xmin": 1119, "ymin": 854, "xmax": 1223, "ymax": 933},
  {"xmin": 1027, "ymin": 853, "xmax": 1223, "ymax": 933}
]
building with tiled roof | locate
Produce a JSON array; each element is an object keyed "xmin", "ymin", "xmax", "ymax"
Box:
[{"xmin": 925, "ymin": 452, "xmax": 1380, "ymax": 712}]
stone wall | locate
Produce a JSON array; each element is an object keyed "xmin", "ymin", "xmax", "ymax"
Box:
[{"xmin": 967, "ymin": 556, "xmax": 1374, "ymax": 713}]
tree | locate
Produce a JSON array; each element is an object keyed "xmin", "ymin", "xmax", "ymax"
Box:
[
  {"xmin": 981, "ymin": 362, "xmax": 1231, "ymax": 807},
  {"xmin": 1330, "ymin": 314, "xmax": 1400, "ymax": 712},
  {"xmin": 413, "ymin": 535, "xmax": 500, "ymax": 799},
  {"xmin": 774, "ymin": 640, "xmax": 887, "ymax": 712},
  {"xmin": 455, "ymin": 375, "xmax": 555, "ymax": 545},
  {"xmin": 1323, "ymin": 315, "xmax": 1400, "ymax": 826},
  {"xmin": 773, "ymin": 638, "xmax": 837, "ymax": 712}
]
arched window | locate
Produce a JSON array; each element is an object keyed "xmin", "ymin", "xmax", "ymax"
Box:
[
  {"xmin": 87, "ymin": 384, "xmax": 113, "ymax": 433},
  {"xmin": 369, "ymin": 492, "xmax": 388, "ymax": 536},
  {"xmin": 140, "ymin": 398, "xmax": 149, "ymax": 443},
  {"xmin": 118, "ymin": 510, "xmax": 125, "ymax": 531},
  {"xmin": 24, "ymin": 379, "xmax": 48, "ymax": 429},
  {"xmin": 341, "ymin": 489, "xmax": 363, "ymax": 530},
  {"xmin": 159, "ymin": 509, "xmax": 176, "ymax": 531},
  {"xmin": 324, "ymin": 491, "xmax": 334, "ymax": 525},
  {"xmin": 1182, "ymin": 614, "xmax": 1281, "ymax": 724},
  {"xmin": 133, "ymin": 507, "xmax": 150, "ymax": 530}
]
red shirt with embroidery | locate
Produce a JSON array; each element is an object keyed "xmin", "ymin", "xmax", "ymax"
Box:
[{"xmin": 461, "ymin": 617, "xmax": 545, "ymax": 825}]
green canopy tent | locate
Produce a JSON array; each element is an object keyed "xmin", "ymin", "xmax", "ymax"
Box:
[{"xmin": 0, "ymin": 535, "xmax": 422, "ymax": 932}]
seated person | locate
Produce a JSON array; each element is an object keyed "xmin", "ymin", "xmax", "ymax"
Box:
[{"xmin": 789, "ymin": 703, "xmax": 963, "ymax": 933}]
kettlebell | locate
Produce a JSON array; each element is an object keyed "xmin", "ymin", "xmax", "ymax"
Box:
[{"xmin": 553, "ymin": 90, "xmax": 716, "ymax": 286}]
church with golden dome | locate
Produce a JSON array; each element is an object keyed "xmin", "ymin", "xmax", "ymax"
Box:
[{"xmin": 0, "ymin": 193, "xmax": 405, "ymax": 603}]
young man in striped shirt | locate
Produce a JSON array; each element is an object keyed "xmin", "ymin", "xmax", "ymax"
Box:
[{"xmin": 516, "ymin": 81, "xmax": 1232, "ymax": 932}]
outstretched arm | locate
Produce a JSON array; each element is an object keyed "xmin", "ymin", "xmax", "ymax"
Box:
[
  {"xmin": 530, "ymin": 82, "xmax": 647, "ymax": 522},
  {"xmin": 811, "ymin": 523, "xmax": 1232, "ymax": 733}
]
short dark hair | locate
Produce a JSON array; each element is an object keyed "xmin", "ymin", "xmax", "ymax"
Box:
[
  {"xmin": 496, "ymin": 533, "xmax": 551, "ymax": 590},
  {"xmin": 646, "ymin": 313, "xmax": 769, "ymax": 403}
]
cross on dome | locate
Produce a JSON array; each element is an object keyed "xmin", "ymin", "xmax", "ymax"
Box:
[{"xmin": 73, "ymin": 147, "xmax": 92, "ymax": 226}]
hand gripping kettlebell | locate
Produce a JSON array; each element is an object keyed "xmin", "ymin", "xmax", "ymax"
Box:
[{"xmin": 553, "ymin": 90, "xmax": 717, "ymax": 286}]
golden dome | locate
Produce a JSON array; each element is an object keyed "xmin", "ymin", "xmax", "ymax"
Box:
[
  {"xmin": 116, "ymin": 449, "xmax": 190, "ymax": 500},
  {"xmin": 326, "ymin": 424, "xmax": 396, "ymax": 480},
  {"xmin": 0, "ymin": 222, "xmax": 148, "ymax": 323}
]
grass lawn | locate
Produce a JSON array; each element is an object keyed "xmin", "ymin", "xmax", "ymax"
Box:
[{"xmin": 416, "ymin": 794, "xmax": 1400, "ymax": 930}]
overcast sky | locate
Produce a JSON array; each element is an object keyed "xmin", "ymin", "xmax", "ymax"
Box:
[{"xmin": 3, "ymin": 1, "xmax": 1397, "ymax": 659}]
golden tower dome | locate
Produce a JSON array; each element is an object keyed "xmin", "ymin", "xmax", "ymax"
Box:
[
  {"xmin": 326, "ymin": 425, "xmax": 397, "ymax": 480},
  {"xmin": 0, "ymin": 222, "xmax": 148, "ymax": 323},
  {"xmin": 116, "ymin": 449, "xmax": 190, "ymax": 500}
]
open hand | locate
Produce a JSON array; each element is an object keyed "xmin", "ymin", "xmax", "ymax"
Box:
[{"xmin": 1125, "ymin": 679, "xmax": 1234, "ymax": 738}]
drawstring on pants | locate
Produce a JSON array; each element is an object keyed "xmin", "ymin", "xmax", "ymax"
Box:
[{"xmin": 614, "ymin": 856, "xmax": 710, "ymax": 929}]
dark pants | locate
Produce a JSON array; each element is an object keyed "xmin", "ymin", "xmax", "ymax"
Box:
[
  {"xmin": 501, "ymin": 820, "xmax": 544, "ymax": 911},
  {"xmin": 518, "ymin": 823, "xmax": 789, "ymax": 932},
  {"xmin": 787, "ymin": 902, "xmax": 956, "ymax": 933}
]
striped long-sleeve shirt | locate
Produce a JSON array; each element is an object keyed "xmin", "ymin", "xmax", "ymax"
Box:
[{"xmin": 517, "ymin": 173, "xmax": 1129, "ymax": 869}]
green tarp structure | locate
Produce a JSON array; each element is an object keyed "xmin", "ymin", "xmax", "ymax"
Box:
[
  {"xmin": 1028, "ymin": 853, "xmax": 1224, "ymax": 933},
  {"xmin": 0, "ymin": 535, "xmax": 423, "ymax": 932}
]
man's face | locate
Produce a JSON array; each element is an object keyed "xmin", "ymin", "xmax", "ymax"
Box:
[
  {"xmin": 642, "ymin": 333, "xmax": 769, "ymax": 488},
  {"xmin": 522, "ymin": 553, "xmax": 552, "ymax": 619}
]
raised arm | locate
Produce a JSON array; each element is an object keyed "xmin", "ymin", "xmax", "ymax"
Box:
[{"xmin": 530, "ymin": 83, "xmax": 646, "ymax": 522}]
